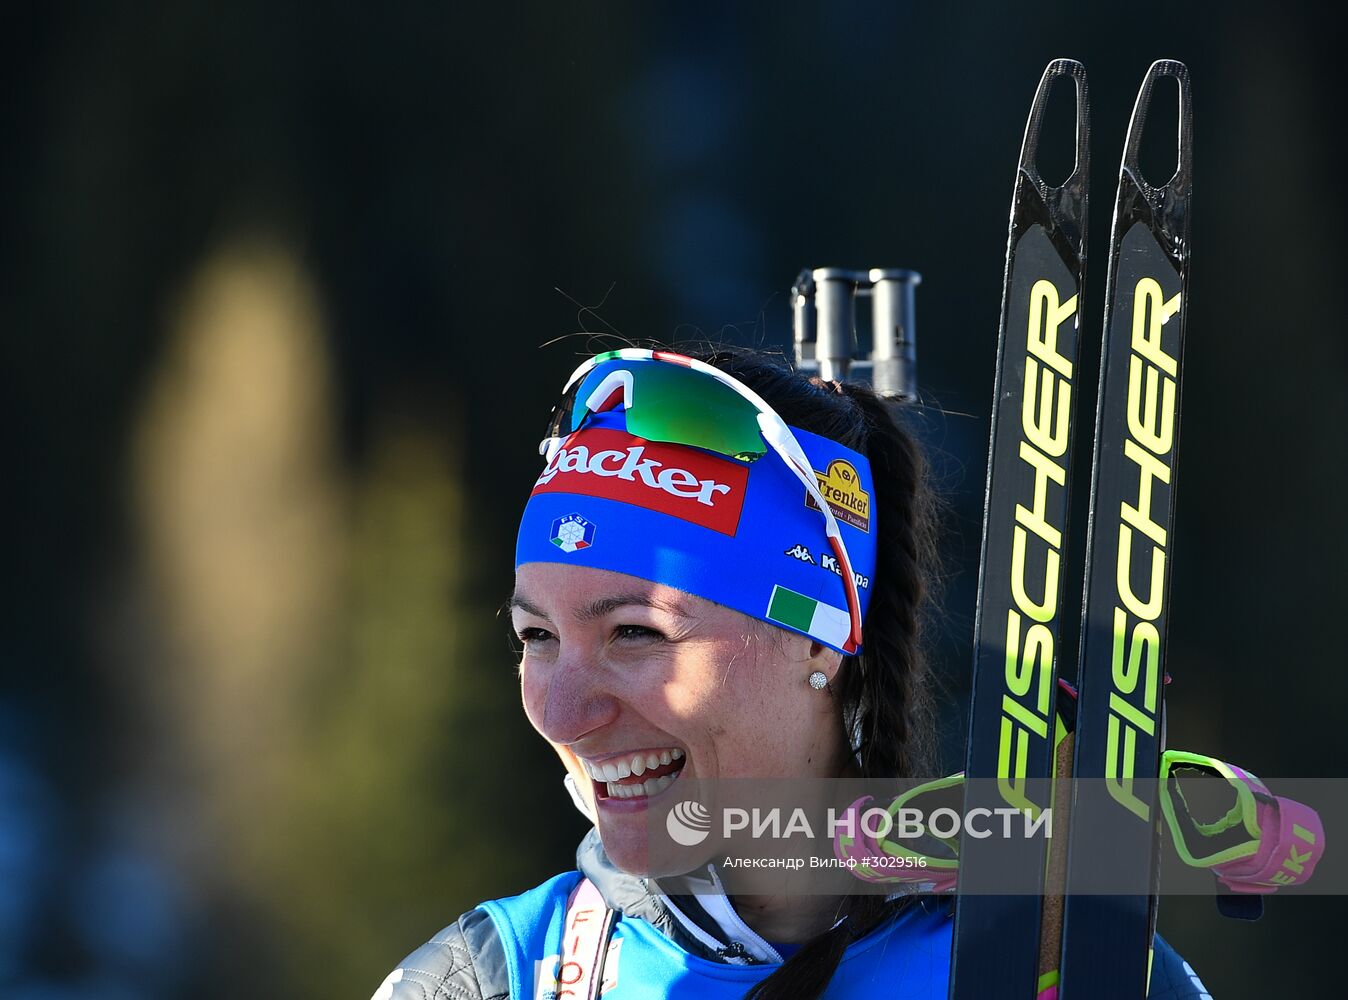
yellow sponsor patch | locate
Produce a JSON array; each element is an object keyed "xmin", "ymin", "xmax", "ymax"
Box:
[{"xmin": 806, "ymin": 459, "xmax": 871, "ymax": 532}]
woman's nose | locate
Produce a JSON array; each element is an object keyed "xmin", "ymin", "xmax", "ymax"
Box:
[{"xmin": 526, "ymin": 644, "xmax": 620, "ymax": 746}]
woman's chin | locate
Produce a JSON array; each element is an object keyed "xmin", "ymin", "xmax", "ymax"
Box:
[
  {"xmin": 597, "ymin": 811, "xmax": 718, "ymax": 878},
  {"xmin": 596, "ymin": 832, "xmax": 652, "ymax": 875},
  {"xmin": 598, "ymin": 829, "xmax": 715, "ymax": 878}
]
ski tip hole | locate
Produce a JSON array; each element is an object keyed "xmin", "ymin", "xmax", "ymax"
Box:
[
  {"xmin": 1033, "ymin": 70, "xmax": 1082, "ymax": 188},
  {"xmin": 1135, "ymin": 71, "xmax": 1183, "ymax": 189}
]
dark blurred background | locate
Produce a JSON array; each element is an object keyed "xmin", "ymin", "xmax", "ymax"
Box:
[{"xmin": 2, "ymin": 2, "xmax": 1343, "ymax": 997}]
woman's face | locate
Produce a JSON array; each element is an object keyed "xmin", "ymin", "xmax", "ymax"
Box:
[{"xmin": 511, "ymin": 561, "xmax": 847, "ymax": 873}]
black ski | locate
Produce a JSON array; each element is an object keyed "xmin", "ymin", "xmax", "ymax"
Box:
[
  {"xmin": 1056, "ymin": 60, "xmax": 1193, "ymax": 999},
  {"xmin": 949, "ymin": 59, "xmax": 1089, "ymax": 1000}
]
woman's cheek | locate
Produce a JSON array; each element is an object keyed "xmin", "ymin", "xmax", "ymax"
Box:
[
  {"xmin": 661, "ymin": 642, "xmax": 761, "ymax": 717},
  {"xmin": 651, "ymin": 669, "xmax": 715, "ymax": 722}
]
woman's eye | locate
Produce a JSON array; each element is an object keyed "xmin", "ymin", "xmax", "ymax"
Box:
[
  {"xmin": 614, "ymin": 624, "xmax": 663, "ymax": 642},
  {"xmin": 512, "ymin": 624, "xmax": 663, "ymax": 648},
  {"xmin": 515, "ymin": 627, "xmax": 555, "ymax": 647}
]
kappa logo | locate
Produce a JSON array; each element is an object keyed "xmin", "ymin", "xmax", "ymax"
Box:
[
  {"xmin": 820, "ymin": 552, "xmax": 870, "ymax": 590},
  {"xmin": 550, "ymin": 513, "xmax": 595, "ymax": 553},
  {"xmin": 805, "ymin": 459, "xmax": 871, "ymax": 532},
  {"xmin": 532, "ymin": 427, "xmax": 749, "ymax": 535},
  {"xmin": 786, "ymin": 541, "xmax": 869, "ymax": 588}
]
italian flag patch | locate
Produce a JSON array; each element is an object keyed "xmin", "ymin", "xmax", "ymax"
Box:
[{"xmin": 765, "ymin": 585, "xmax": 851, "ymax": 649}]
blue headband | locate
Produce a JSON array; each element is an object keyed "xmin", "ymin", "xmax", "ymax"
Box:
[{"xmin": 514, "ymin": 408, "xmax": 877, "ymax": 655}]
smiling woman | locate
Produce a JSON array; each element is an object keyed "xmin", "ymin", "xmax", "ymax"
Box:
[
  {"xmin": 510, "ymin": 565, "xmax": 855, "ymax": 875},
  {"xmin": 370, "ymin": 346, "xmax": 1206, "ymax": 1000}
]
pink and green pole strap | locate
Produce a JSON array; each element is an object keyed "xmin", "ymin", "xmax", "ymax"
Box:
[
  {"xmin": 1160, "ymin": 750, "xmax": 1325, "ymax": 894},
  {"xmin": 832, "ymin": 775, "xmax": 962, "ymax": 892},
  {"xmin": 833, "ymin": 750, "xmax": 1325, "ymax": 896}
]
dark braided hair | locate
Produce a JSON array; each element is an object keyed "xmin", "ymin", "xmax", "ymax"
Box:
[{"xmin": 676, "ymin": 343, "xmax": 945, "ymax": 1000}]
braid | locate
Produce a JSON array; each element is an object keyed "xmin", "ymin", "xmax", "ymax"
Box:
[{"xmin": 836, "ymin": 382, "xmax": 942, "ymax": 780}]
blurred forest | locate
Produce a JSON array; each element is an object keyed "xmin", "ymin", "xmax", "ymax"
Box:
[{"xmin": 2, "ymin": 2, "xmax": 1344, "ymax": 997}]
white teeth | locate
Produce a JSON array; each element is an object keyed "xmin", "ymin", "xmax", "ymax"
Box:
[
  {"xmin": 588, "ymin": 749, "xmax": 685, "ymax": 786},
  {"xmin": 642, "ymin": 775, "xmax": 677, "ymax": 798},
  {"xmin": 599, "ymin": 769, "xmax": 680, "ymax": 801}
]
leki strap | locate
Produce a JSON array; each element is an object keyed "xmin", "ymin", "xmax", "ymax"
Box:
[
  {"xmin": 833, "ymin": 778, "xmax": 961, "ymax": 892},
  {"xmin": 552, "ymin": 878, "xmax": 616, "ymax": 999},
  {"xmin": 1160, "ymin": 750, "xmax": 1325, "ymax": 894}
]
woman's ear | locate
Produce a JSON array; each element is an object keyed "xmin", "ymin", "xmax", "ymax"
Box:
[
  {"xmin": 761, "ymin": 622, "xmax": 843, "ymax": 680},
  {"xmin": 807, "ymin": 641, "xmax": 843, "ymax": 680}
]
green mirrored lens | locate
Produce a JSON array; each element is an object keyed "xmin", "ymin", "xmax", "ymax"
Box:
[{"xmin": 573, "ymin": 359, "xmax": 767, "ymax": 461}]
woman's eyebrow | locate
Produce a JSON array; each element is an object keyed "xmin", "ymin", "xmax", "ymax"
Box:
[
  {"xmin": 576, "ymin": 593, "xmax": 693, "ymax": 623},
  {"xmin": 507, "ymin": 591, "xmax": 692, "ymax": 624},
  {"xmin": 507, "ymin": 594, "xmax": 552, "ymax": 621}
]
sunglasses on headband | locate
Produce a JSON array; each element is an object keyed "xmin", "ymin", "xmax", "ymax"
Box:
[{"xmin": 539, "ymin": 349, "xmax": 865, "ymax": 655}]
